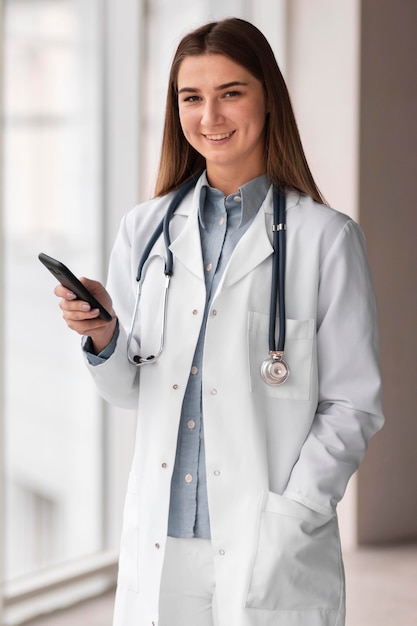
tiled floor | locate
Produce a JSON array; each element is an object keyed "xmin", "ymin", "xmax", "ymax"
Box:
[{"xmin": 23, "ymin": 545, "xmax": 417, "ymax": 626}]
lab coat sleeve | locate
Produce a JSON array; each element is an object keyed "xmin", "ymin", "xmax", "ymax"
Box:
[
  {"xmin": 84, "ymin": 213, "xmax": 140, "ymax": 410},
  {"xmin": 283, "ymin": 219, "xmax": 384, "ymax": 515}
]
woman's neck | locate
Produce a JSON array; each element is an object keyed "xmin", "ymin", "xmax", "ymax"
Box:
[{"xmin": 206, "ymin": 164, "xmax": 267, "ymax": 196}]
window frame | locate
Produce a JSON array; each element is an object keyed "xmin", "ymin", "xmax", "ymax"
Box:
[{"xmin": 1, "ymin": 0, "xmax": 6, "ymax": 620}]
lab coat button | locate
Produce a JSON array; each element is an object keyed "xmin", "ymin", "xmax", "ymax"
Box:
[
  {"xmin": 210, "ymin": 389, "xmax": 217, "ymax": 395},
  {"xmin": 161, "ymin": 462, "xmax": 167, "ymax": 468},
  {"xmin": 211, "ymin": 309, "xmax": 217, "ymax": 316},
  {"xmin": 155, "ymin": 543, "xmax": 160, "ymax": 549},
  {"xmin": 192, "ymin": 309, "xmax": 198, "ymax": 315},
  {"xmin": 185, "ymin": 473, "xmax": 193, "ymax": 483},
  {"xmin": 173, "ymin": 384, "xmax": 179, "ymax": 390},
  {"xmin": 214, "ymin": 470, "xmax": 220, "ymax": 476},
  {"xmin": 219, "ymin": 549, "xmax": 225, "ymax": 555}
]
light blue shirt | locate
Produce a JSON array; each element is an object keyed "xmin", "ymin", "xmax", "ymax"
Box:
[
  {"xmin": 167, "ymin": 172, "xmax": 269, "ymax": 538},
  {"xmin": 84, "ymin": 172, "xmax": 270, "ymax": 539}
]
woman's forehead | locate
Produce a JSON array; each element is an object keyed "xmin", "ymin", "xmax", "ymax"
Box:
[{"xmin": 177, "ymin": 53, "xmax": 257, "ymax": 89}]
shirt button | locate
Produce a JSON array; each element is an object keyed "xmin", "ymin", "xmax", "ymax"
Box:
[
  {"xmin": 187, "ymin": 419, "xmax": 196, "ymax": 430},
  {"xmin": 191, "ymin": 365, "xmax": 198, "ymax": 375},
  {"xmin": 219, "ymin": 217, "xmax": 225, "ymax": 226},
  {"xmin": 206, "ymin": 263, "xmax": 213, "ymax": 272},
  {"xmin": 233, "ymin": 195, "xmax": 241, "ymax": 202},
  {"xmin": 211, "ymin": 389, "xmax": 217, "ymax": 395},
  {"xmin": 185, "ymin": 473, "xmax": 193, "ymax": 483}
]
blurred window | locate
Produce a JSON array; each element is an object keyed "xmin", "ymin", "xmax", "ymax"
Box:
[{"xmin": 2, "ymin": 0, "xmax": 104, "ymax": 580}]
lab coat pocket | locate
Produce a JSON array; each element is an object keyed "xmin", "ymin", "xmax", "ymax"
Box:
[
  {"xmin": 246, "ymin": 492, "xmax": 343, "ymax": 611},
  {"xmin": 248, "ymin": 313, "xmax": 315, "ymax": 399},
  {"xmin": 117, "ymin": 472, "xmax": 139, "ymax": 593}
]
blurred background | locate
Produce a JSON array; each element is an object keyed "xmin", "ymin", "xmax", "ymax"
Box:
[{"xmin": 0, "ymin": 0, "xmax": 416, "ymax": 625}]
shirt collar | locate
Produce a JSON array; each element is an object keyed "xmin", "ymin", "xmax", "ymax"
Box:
[{"xmin": 198, "ymin": 170, "xmax": 270, "ymax": 229}]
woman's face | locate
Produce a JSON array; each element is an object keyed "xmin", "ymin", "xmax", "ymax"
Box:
[{"xmin": 177, "ymin": 53, "xmax": 267, "ymax": 190}]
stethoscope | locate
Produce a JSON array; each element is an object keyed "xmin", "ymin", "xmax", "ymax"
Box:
[{"xmin": 127, "ymin": 178, "xmax": 290, "ymax": 386}]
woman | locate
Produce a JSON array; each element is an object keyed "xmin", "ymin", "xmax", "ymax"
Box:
[{"xmin": 55, "ymin": 18, "xmax": 384, "ymax": 626}]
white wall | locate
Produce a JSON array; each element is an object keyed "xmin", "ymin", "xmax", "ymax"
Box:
[
  {"xmin": 285, "ymin": 0, "xmax": 361, "ymax": 549},
  {"xmin": 286, "ymin": 0, "xmax": 360, "ymax": 220}
]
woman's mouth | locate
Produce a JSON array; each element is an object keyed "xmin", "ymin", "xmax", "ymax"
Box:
[{"xmin": 203, "ymin": 131, "xmax": 235, "ymax": 142}]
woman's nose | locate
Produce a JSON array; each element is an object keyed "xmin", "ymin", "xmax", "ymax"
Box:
[{"xmin": 201, "ymin": 99, "xmax": 224, "ymax": 125}]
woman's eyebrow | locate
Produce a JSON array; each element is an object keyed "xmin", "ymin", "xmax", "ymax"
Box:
[
  {"xmin": 215, "ymin": 81, "xmax": 248, "ymax": 91},
  {"xmin": 178, "ymin": 81, "xmax": 248, "ymax": 94},
  {"xmin": 177, "ymin": 86, "xmax": 199, "ymax": 94}
]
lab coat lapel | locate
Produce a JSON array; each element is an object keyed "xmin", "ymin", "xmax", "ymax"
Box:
[
  {"xmin": 220, "ymin": 187, "xmax": 275, "ymax": 289},
  {"xmin": 168, "ymin": 183, "xmax": 205, "ymax": 281}
]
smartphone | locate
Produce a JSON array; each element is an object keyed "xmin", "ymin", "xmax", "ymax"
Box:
[{"xmin": 38, "ymin": 252, "xmax": 112, "ymax": 322}]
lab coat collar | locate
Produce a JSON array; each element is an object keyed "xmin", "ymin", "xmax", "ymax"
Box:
[{"xmin": 169, "ymin": 174, "xmax": 301, "ymax": 286}]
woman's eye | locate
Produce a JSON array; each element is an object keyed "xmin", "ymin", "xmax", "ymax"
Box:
[
  {"xmin": 182, "ymin": 95, "xmax": 201, "ymax": 103},
  {"xmin": 224, "ymin": 90, "xmax": 241, "ymax": 98}
]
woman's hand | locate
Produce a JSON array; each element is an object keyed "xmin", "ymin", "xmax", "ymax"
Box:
[{"xmin": 54, "ymin": 277, "xmax": 117, "ymax": 354}]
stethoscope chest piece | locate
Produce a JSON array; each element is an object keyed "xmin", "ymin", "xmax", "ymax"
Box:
[{"xmin": 261, "ymin": 354, "xmax": 290, "ymax": 386}]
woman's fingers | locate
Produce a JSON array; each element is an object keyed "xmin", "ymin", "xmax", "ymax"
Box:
[{"xmin": 53, "ymin": 278, "xmax": 116, "ymax": 341}]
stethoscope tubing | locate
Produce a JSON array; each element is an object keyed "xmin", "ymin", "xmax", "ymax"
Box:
[
  {"xmin": 128, "ymin": 176, "xmax": 197, "ymax": 365},
  {"xmin": 269, "ymin": 187, "xmax": 287, "ymax": 354},
  {"xmin": 136, "ymin": 177, "xmax": 197, "ymax": 282},
  {"xmin": 128, "ymin": 178, "xmax": 288, "ymax": 378}
]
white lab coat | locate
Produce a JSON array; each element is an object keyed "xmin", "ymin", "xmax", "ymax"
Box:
[{"xmin": 86, "ymin": 177, "xmax": 384, "ymax": 626}]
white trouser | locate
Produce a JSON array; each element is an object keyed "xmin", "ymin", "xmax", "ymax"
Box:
[{"xmin": 159, "ymin": 537, "xmax": 219, "ymax": 626}]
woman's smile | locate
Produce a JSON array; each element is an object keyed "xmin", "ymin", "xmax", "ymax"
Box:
[{"xmin": 203, "ymin": 131, "xmax": 235, "ymax": 141}]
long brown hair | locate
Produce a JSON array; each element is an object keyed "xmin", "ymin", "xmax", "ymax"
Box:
[{"xmin": 154, "ymin": 18, "xmax": 324, "ymax": 204}]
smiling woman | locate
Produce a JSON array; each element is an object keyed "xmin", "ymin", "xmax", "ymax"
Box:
[
  {"xmin": 155, "ymin": 18, "xmax": 325, "ymax": 204},
  {"xmin": 52, "ymin": 16, "xmax": 383, "ymax": 626},
  {"xmin": 177, "ymin": 55, "xmax": 267, "ymax": 194}
]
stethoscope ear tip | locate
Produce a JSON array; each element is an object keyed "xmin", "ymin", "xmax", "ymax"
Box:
[{"xmin": 132, "ymin": 354, "xmax": 156, "ymax": 364}]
